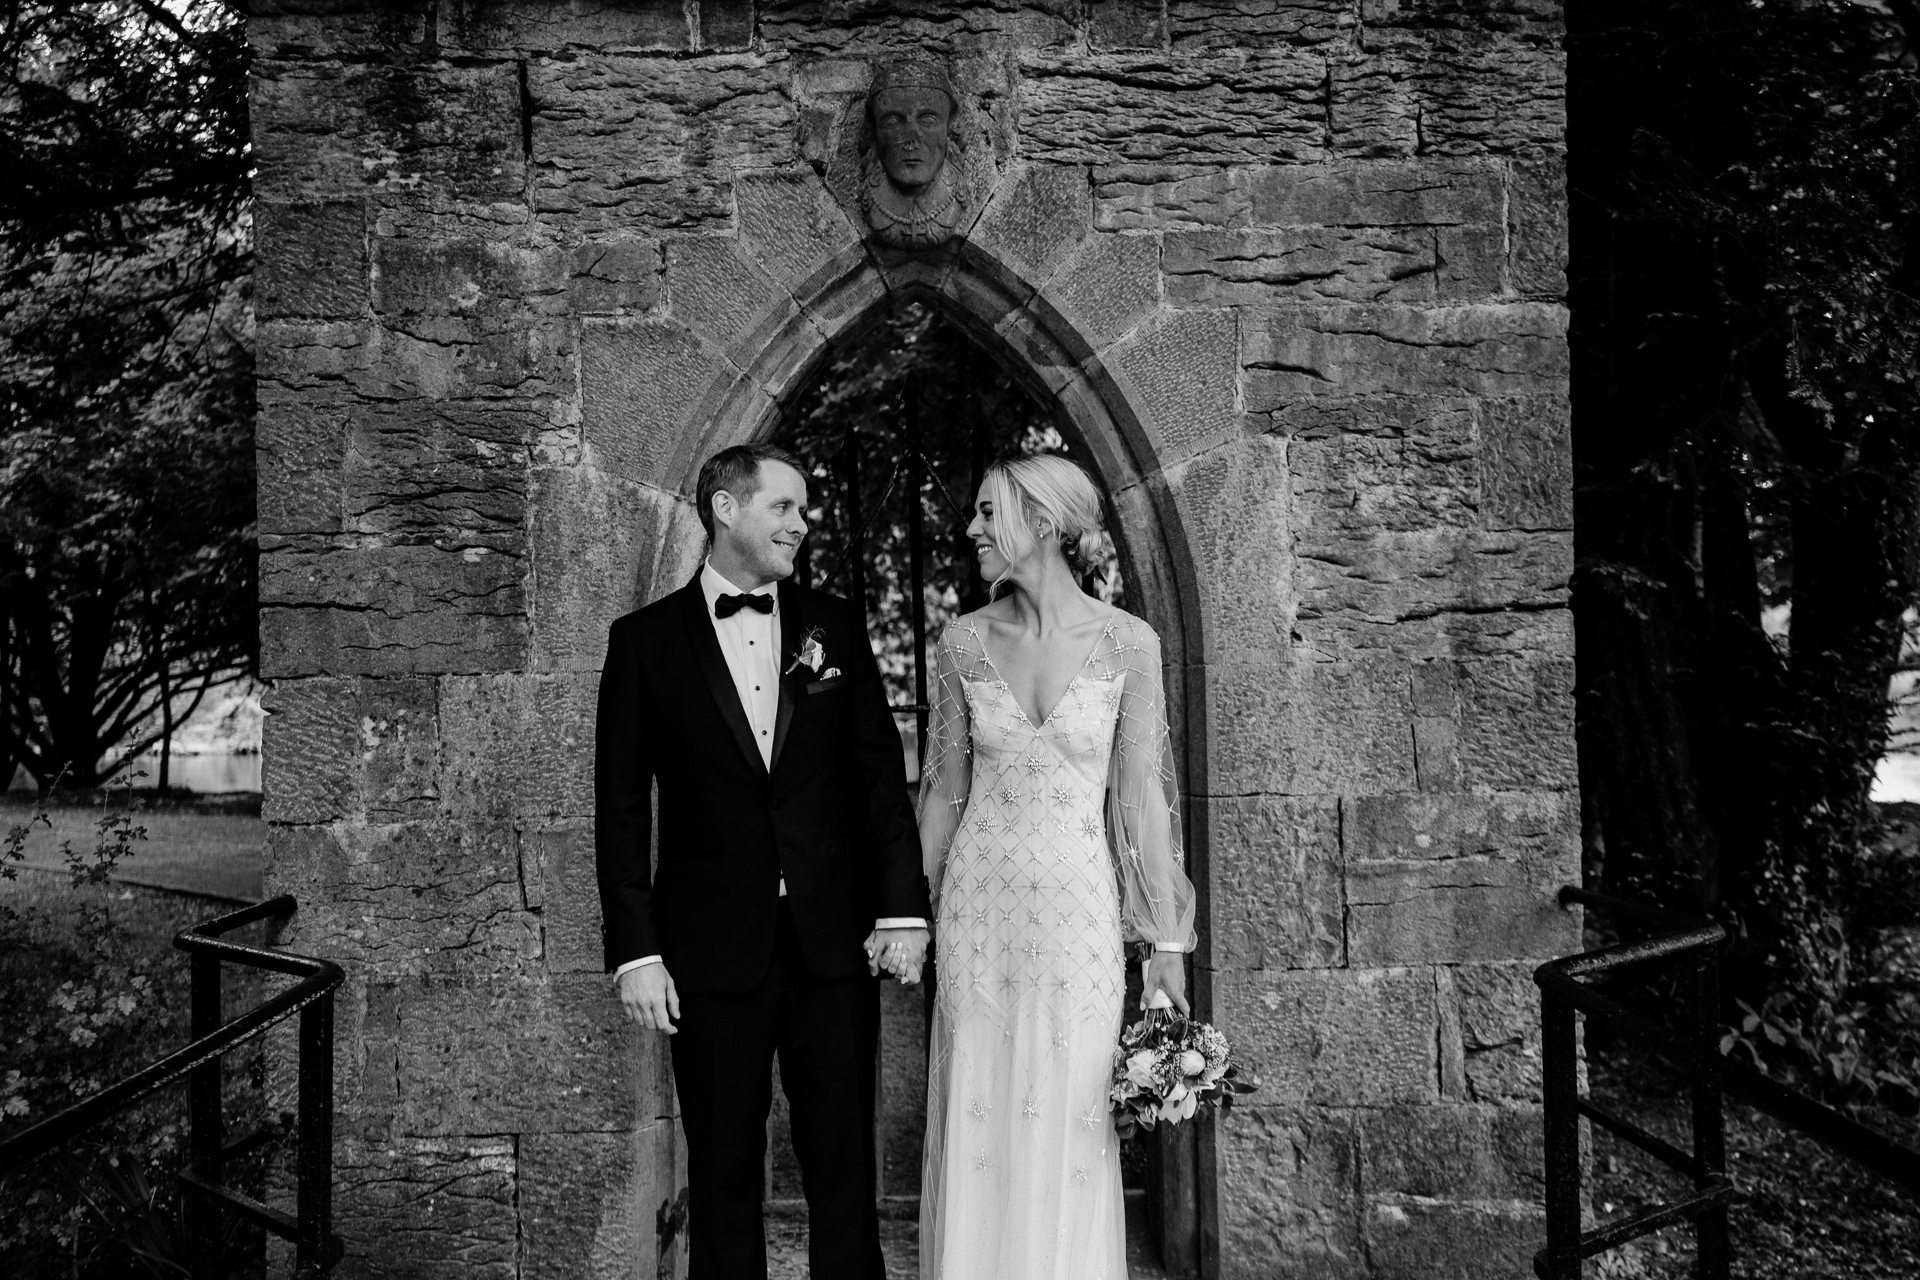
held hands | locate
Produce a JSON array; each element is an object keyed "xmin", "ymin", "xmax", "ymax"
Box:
[
  {"xmin": 618, "ymin": 964, "xmax": 681, "ymax": 1034},
  {"xmin": 865, "ymin": 926, "xmax": 931, "ymax": 985},
  {"xmin": 1144, "ymin": 951, "xmax": 1190, "ymax": 1016}
]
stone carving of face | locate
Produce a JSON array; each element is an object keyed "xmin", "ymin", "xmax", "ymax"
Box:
[{"xmin": 871, "ymin": 86, "xmax": 953, "ymax": 192}]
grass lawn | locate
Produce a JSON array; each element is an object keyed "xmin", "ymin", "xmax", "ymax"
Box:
[{"xmin": 2, "ymin": 791, "xmax": 263, "ymax": 902}]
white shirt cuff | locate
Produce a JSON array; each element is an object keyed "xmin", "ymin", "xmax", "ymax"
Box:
[
  {"xmin": 874, "ymin": 917, "xmax": 928, "ymax": 930},
  {"xmin": 1152, "ymin": 942, "xmax": 1188, "ymax": 953},
  {"xmin": 613, "ymin": 956, "xmax": 663, "ymax": 982}
]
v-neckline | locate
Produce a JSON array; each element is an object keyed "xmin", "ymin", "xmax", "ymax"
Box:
[{"xmin": 971, "ymin": 610, "xmax": 1116, "ymax": 732}]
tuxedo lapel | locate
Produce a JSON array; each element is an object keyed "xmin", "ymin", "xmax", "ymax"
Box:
[
  {"xmin": 681, "ymin": 576, "xmax": 768, "ymax": 777},
  {"xmin": 769, "ymin": 578, "xmax": 802, "ymax": 773}
]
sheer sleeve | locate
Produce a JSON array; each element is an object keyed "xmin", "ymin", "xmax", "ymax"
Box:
[
  {"xmin": 916, "ymin": 623, "xmax": 974, "ymax": 909},
  {"xmin": 1106, "ymin": 618, "xmax": 1197, "ymax": 951}
]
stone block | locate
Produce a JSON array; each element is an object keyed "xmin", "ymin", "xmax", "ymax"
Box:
[
  {"xmin": 261, "ymin": 677, "xmax": 439, "ymax": 824},
  {"xmin": 1205, "ymin": 794, "xmax": 1344, "ymax": 970},
  {"xmin": 1089, "ymin": 0, "xmax": 1167, "ymax": 49},
  {"xmin": 1214, "ymin": 967, "xmax": 1440, "ymax": 1106},
  {"xmin": 441, "ymin": 0, "xmax": 689, "ymax": 54},
  {"xmin": 1436, "ymin": 222, "xmax": 1507, "ymax": 300},
  {"xmin": 1284, "ymin": 397, "xmax": 1478, "ymax": 532},
  {"xmin": 1509, "ymin": 154, "xmax": 1568, "ymax": 297},
  {"xmin": 1243, "ymin": 303, "xmax": 1569, "ymax": 409},
  {"xmin": 371, "ymin": 237, "xmax": 569, "ymax": 317},
  {"xmin": 259, "ymin": 539, "xmax": 528, "ymax": 678},
  {"xmin": 1479, "ymin": 395, "xmax": 1573, "ymax": 531},
  {"xmin": 1093, "ymin": 165, "xmax": 1252, "ymax": 230},
  {"xmin": 330, "ymin": 1136, "xmax": 519, "ymax": 1280},
  {"xmin": 256, "ymin": 201, "xmax": 367, "ymax": 319},
  {"xmin": 519, "ymin": 1126, "xmax": 679, "ymax": 1280},
  {"xmin": 1018, "ymin": 52, "xmax": 1326, "ymax": 166},
  {"xmin": 1345, "ymin": 855, "xmax": 1566, "ymax": 966},
  {"xmin": 338, "ymin": 315, "xmax": 576, "ymax": 407},
  {"xmin": 569, "ymin": 238, "xmax": 664, "ymax": 314},
  {"xmin": 269, "ymin": 820, "xmax": 541, "ymax": 978},
  {"xmin": 971, "ymin": 163, "xmax": 1092, "ymax": 289},
  {"xmin": 438, "ymin": 672, "xmax": 600, "ymax": 820},
  {"xmin": 529, "ymin": 468, "xmax": 682, "ymax": 671},
  {"xmin": 365, "ymin": 973, "xmax": 666, "ymax": 1135},
  {"xmin": 581, "ymin": 320, "xmax": 725, "ymax": 487},
  {"xmin": 250, "ymin": 6, "xmax": 431, "ymax": 61},
  {"xmin": 1044, "ymin": 231, "xmax": 1161, "ymax": 350},
  {"xmin": 522, "ymin": 825, "xmax": 610, "ymax": 975},
  {"xmin": 258, "ymin": 396, "xmax": 349, "ymax": 534},
  {"xmin": 1449, "ymin": 962, "xmax": 1547, "ymax": 1102},
  {"xmin": 1335, "ymin": 40, "xmax": 1566, "ymax": 161},
  {"xmin": 735, "ymin": 171, "xmax": 862, "ymax": 289},
  {"xmin": 1345, "ymin": 791, "xmax": 1576, "ymax": 865},
  {"xmin": 664, "ymin": 235, "xmax": 796, "ymax": 354},
  {"xmin": 1164, "ymin": 434, "xmax": 1293, "ymax": 661},
  {"xmin": 758, "ymin": 1, "xmax": 1079, "ymax": 56},
  {"xmin": 530, "ymin": 55, "xmax": 797, "ymax": 233},
  {"xmin": 1165, "ymin": 228, "xmax": 1438, "ymax": 305},
  {"xmin": 1216, "ymin": 1106, "xmax": 1365, "ymax": 1279},
  {"xmin": 1249, "ymin": 159, "xmax": 1504, "ymax": 228},
  {"xmin": 1361, "ymin": 0, "xmax": 1565, "ymax": 44},
  {"xmin": 342, "ymin": 401, "xmax": 535, "ymax": 540},
  {"xmin": 1363, "ymin": 1197, "xmax": 1543, "ymax": 1280},
  {"xmin": 252, "ymin": 60, "xmax": 524, "ymax": 203},
  {"xmin": 1170, "ymin": 0, "xmax": 1356, "ymax": 50},
  {"xmin": 1458, "ymin": 656, "xmax": 1577, "ymax": 790},
  {"xmin": 1357, "ymin": 1103, "xmax": 1543, "ymax": 1201},
  {"xmin": 1206, "ymin": 657, "xmax": 1418, "ymax": 796},
  {"xmin": 1290, "ymin": 526, "xmax": 1571, "ymax": 644},
  {"xmin": 699, "ymin": 0, "xmax": 754, "ymax": 48},
  {"xmin": 1106, "ymin": 308, "xmax": 1240, "ymax": 461}
]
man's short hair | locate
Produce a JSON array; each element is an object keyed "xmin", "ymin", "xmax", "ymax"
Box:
[{"xmin": 695, "ymin": 443, "xmax": 806, "ymax": 541}]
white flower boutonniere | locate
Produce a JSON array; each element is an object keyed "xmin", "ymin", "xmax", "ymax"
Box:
[{"xmin": 786, "ymin": 626, "xmax": 826, "ymax": 676}]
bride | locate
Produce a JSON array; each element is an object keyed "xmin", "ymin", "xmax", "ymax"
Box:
[{"xmin": 914, "ymin": 453, "xmax": 1196, "ymax": 1280}]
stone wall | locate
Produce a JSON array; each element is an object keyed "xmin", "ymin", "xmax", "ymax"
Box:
[{"xmin": 250, "ymin": 1, "xmax": 1575, "ymax": 1276}]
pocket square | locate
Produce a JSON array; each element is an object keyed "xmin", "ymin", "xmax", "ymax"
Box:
[{"xmin": 806, "ymin": 672, "xmax": 847, "ymax": 694}]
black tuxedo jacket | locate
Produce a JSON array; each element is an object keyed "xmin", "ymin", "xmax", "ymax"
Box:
[{"xmin": 594, "ymin": 573, "xmax": 929, "ymax": 995}]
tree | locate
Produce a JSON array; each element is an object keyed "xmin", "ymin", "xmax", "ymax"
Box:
[
  {"xmin": 0, "ymin": 0, "xmax": 254, "ymax": 790},
  {"xmin": 1570, "ymin": 0, "xmax": 1920, "ymax": 1075}
]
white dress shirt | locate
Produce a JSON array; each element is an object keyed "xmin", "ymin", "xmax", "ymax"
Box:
[{"xmin": 614, "ymin": 561, "xmax": 925, "ymax": 983}]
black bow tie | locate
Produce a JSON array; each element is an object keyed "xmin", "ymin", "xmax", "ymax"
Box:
[{"xmin": 714, "ymin": 592, "xmax": 774, "ymax": 619}]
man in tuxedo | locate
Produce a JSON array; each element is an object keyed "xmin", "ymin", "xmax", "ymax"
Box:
[{"xmin": 595, "ymin": 443, "xmax": 932, "ymax": 1280}]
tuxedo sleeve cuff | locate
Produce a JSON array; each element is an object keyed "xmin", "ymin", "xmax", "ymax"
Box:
[
  {"xmin": 874, "ymin": 917, "xmax": 928, "ymax": 930},
  {"xmin": 613, "ymin": 956, "xmax": 663, "ymax": 982}
]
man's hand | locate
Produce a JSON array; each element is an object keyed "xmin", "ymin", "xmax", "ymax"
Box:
[
  {"xmin": 1145, "ymin": 952, "xmax": 1190, "ymax": 1016},
  {"xmin": 865, "ymin": 927, "xmax": 930, "ymax": 985},
  {"xmin": 618, "ymin": 963, "xmax": 681, "ymax": 1033}
]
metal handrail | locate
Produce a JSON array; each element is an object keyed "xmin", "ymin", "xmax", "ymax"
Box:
[
  {"xmin": 1535, "ymin": 886, "xmax": 1920, "ymax": 1279},
  {"xmin": 0, "ymin": 894, "xmax": 345, "ymax": 1277}
]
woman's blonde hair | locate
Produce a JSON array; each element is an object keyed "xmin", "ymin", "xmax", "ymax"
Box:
[{"xmin": 980, "ymin": 453, "xmax": 1106, "ymax": 587}]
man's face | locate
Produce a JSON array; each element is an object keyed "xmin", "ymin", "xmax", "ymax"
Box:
[
  {"xmin": 872, "ymin": 86, "xmax": 953, "ymax": 192},
  {"xmin": 714, "ymin": 461, "xmax": 808, "ymax": 584}
]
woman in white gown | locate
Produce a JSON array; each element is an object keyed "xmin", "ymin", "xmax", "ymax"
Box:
[{"xmin": 914, "ymin": 454, "xmax": 1197, "ymax": 1280}]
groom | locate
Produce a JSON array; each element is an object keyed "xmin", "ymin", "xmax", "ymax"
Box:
[{"xmin": 595, "ymin": 443, "xmax": 932, "ymax": 1280}]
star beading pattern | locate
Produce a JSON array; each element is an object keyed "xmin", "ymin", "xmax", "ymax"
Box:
[
  {"xmin": 1080, "ymin": 1106, "xmax": 1103, "ymax": 1131},
  {"xmin": 1022, "ymin": 1095, "xmax": 1040, "ymax": 1121},
  {"xmin": 969, "ymin": 1097, "xmax": 991, "ymax": 1120}
]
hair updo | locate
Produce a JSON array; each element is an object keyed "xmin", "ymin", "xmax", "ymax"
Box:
[{"xmin": 980, "ymin": 454, "xmax": 1106, "ymax": 583}]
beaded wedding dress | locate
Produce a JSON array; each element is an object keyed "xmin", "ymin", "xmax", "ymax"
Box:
[{"xmin": 916, "ymin": 608, "xmax": 1196, "ymax": 1280}]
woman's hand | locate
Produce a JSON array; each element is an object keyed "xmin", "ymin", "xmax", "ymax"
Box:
[{"xmin": 1145, "ymin": 951, "xmax": 1189, "ymax": 1015}]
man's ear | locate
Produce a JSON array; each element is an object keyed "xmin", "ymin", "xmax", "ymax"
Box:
[{"xmin": 711, "ymin": 489, "xmax": 737, "ymax": 533}]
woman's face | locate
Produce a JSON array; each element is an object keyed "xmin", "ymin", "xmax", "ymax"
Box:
[{"xmin": 965, "ymin": 483, "xmax": 1014, "ymax": 582}]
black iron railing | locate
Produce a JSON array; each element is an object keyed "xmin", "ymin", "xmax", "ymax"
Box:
[
  {"xmin": 1536, "ymin": 885, "xmax": 1920, "ymax": 1279},
  {"xmin": 0, "ymin": 894, "xmax": 344, "ymax": 1277}
]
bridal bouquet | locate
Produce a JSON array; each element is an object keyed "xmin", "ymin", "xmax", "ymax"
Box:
[{"xmin": 1108, "ymin": 1009, "xmax": 1257, "ymax": 1139}]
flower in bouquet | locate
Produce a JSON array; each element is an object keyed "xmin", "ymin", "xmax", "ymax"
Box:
[{"xmin": 1108, "ymin": 1008, "xmax": 1258, "ymax": 1140}]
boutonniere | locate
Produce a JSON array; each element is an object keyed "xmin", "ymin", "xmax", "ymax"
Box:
[{"xmin": 785, "ymin": 626, "xmax": 826, "ymax": 676}]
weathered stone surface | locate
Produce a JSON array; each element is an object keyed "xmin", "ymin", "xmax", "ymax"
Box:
[
  {"xmin": 296, "ymin": 315, "xmax": 573, "ymax": 407},
  {"xmin": 1094, "ymin": 165, "xmax": 1252, "ymax": 230},
  {"xmin": 530, "ymin": 55, "xmax": 796, "ymax": 232},
  {"xmin": 1245, "ymin": 303, "xmax": 1568, "ymax": 408},
  {"xmin": 1166, "ymin": 227, "xmax": 1439, "ymax": 305},
  {"xmin": 581, "ymin": 320, "xmax": 725, "ymax": 487},
  {"xmin": 1107, "ymin": 308, "xmax": 1240, "ymax": 459},
  {"xmin": 250, "ymin": 6, "xmax": 431, "ymax": 61},
  {"xmin": 258, "ymin": 395, "xmax": 349, "ymax": 535},
  {"xmin": 664, "ymin": 235, "xmax": 797, "ymax": 354},
  {"xmin": 519, "ymin": 1126, "xmax": 680, "ymax": 1280},
  {"xmin": 256, "ymin": 201, "xmax": 367, "ymax": 319},
  {"xmin": 1171, "ymin": 0, "xmax": 1356, "ymax": 50},
  {"xmin": 260, "ymin": 539, "xmax": 527, "ymax": 678},
  {"xmin": 438, "ymin": 672, "xmax": 599, "ymax": 820},
  {"xmin": 521, "ymin": 824, "xmax": 606, "ymax": 975},
  {"xmin": 1479, "ymin": 395, "xmax": 1573, "ymax": 531},
  {"xmin": 270, "ymin": 821, "xmax": 540, "ymax": 977},
  {"xmin": 1217, "ymin": 1107, "xmax": 1364, "ymax": 1279},
  {"xmin": 1206, "ymin": 794, "xmax": 1344, "ymax": 970},
  {"xmin": 365, "ymin": 974, "xmax": 663, "ymax": 1135},
  {"xmin": 1251, "ymin": 158, "xmax": 1505, "ymax": 228},
  {"xmin": 253, "ymin": 60, "xmax": 525, "ymax": 202},
  {"xmin": 1292, "ymin": 526, "xmax": 1571, "ymax": 646},
  {"xmin": 440, "ymin": 0, "xmax": 690, "ymax": 54},
  {"xmin": 1363, "ymin": 1197, "xmax": 1542, "ymax": 1280},
  {"xmin": 1283, "ymin": 395, "xmax": 1477, "ymax": 529},
  {"xmin": 372, "ymin": 237, "xmax": 570, "ymax": 317},
  {"xmin": 1334, "ymin": 41, "xmax": 1566, "ymax": 160},
  {"xmin": 1019, "ymin": 53, "xmax": 1326, "ymax": 166},
  {"xmin": 1215, "ymin": 967, "xmax": 1439, "ymax": 1105},
  {"xmin": 342, "ymin": 401, "xmax": 535, "ymax": 539},
  {"xmin": 261, "ymin": 677, "xmax": 439, "ymax": 824},
  {"xmin": 1165, "ymin": 434, "xmax": 1293, "ymax": 661},
  {"xmin": 1356, "ymin": 1103, "xmax": 1543, "ymax": 1200},
  {"xmin": 1089, "ymin": 0, "xmax": 1166, "ymax": 50},
  {"xmin": 735, "ymin": 171, "xmax": 863, "ymax": 289},
  {"xmin": 330, "ymin": 1136, "xmax": 518, "ymax": 1280},
  {"xmin": 1045, "ymin": 231, "xmax": 1160, "ymax": 349},
  {"xmin": 759, "ymin": 0, "xmax": 1079, "ymax": 54},
  {"xmin": 1345, "ymin": 854, "xmax": 1568, "ymax": 966},
  {"xmin": 971, "ymin": 163, "xmax": 1092, "ymax": 288},
  {"xmin": 1361, "ymin": 0, "xmax": 1566, "ymax": 45},
  {"xmin": 1458, "ymin": 656, "xmax": 1577, "ymax": 789},
  {"xmin": 568, "ymin": 238, "xmax": 664, "ymax": 314},
  {"xmin": 1448, "ymin": 962, "xmax": 1547, "ymax": 1102},
  {"xmin": 529, "ymin": 469, "xmax": 683, "ymax": 671},
  {"xmin": 1207, "ymin": 657, "xmax": 1418, "ymax": 796},
  {"xmin": 1509, "ymin": 154, "xmax": 1568, "ymax": 297},
  {"xmin": 1436, "ymin": 222, "xmax": 1508, "ymax": 300}
]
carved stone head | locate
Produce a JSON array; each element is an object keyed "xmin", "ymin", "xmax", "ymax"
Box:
[{"xmin": 861, "ymin": 58, "xmax": 967, "ymax": 249}]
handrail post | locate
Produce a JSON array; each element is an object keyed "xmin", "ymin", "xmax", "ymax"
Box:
[
  {"xmin": 187, "ymin": 948, "xmax": 225, "ymax": 1279},
  {"xmin": 1542, "ymin": 989, "xmax": 1582, "ymax": 1279},
  {"xmin": 1690, "ymin": 951, "xmax": 1730, "ymax": 1278},
  {"xmin": 294, "ymin": 995, "xmax": 336, "ymax": 1277}
]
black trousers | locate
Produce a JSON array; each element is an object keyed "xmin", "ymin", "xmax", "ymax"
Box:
[{"xmin": 669, "ymin": 901, "xmax": 885, "ymax": 1280}]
